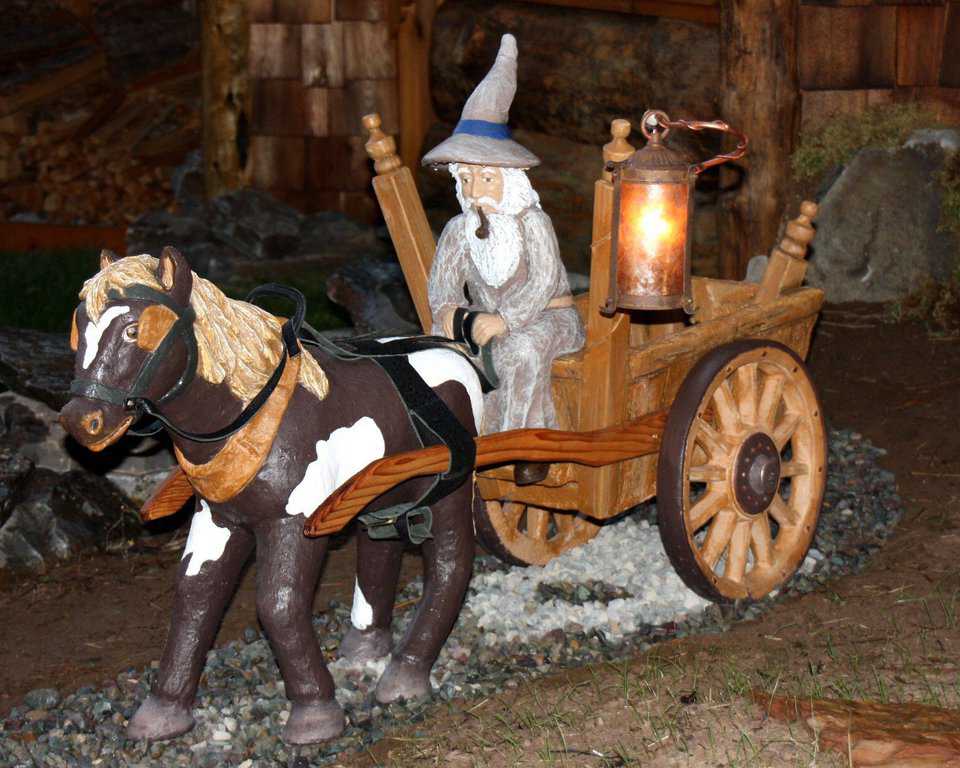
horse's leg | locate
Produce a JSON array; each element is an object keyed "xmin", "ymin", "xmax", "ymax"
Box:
[
  {"xmin": 255, "ymin": 515, "xmax": 343, "ymax": 745},
  {"xmin": 375, "ymin": 483, "xmax": 475, "ymax": 703},
  {"xmin": 339, "ymin": 535, "xmax": 404, "ymax": 663},
  {"xmin": 127, "ymin": 510, "xmax": 254, "ymax": 741}
]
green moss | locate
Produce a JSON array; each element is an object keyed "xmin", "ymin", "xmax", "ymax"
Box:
[
  {"xmin": 939, "ymin": 151, "xmax": 960, "ymax": 235},
  {"xmin": 0, "ymin": 249, "xmax": 350, "ymax": 334},
  {"xmin": 791, "ymin": 103, "xmax": 936, "ymax": 181},
  {"xmin": 0, "ymin": 249, "xmax": 100, "ymax": 332}
]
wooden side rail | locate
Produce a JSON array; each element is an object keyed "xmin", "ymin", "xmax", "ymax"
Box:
[{"xmin": 303, "ymin": 410, "xmax": 668, "ymax": 537}]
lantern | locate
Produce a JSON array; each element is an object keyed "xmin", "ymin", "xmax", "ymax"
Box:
[{"xmin": 603, "ymin": 110, "xmax": 747, "ymax": 315}]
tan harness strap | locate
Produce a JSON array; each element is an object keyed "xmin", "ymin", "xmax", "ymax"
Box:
[{"xmin": 174, "ymin": 353, "xmax": 302, "ymax": 503}]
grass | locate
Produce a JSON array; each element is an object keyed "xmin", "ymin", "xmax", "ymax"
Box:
[
  {"xmin": 0, "ymin": 249, "xmax": 350, "ymax": 333},
  {"xmin": 0, "ymin": 249, "xmax": 101, "ymax": 332},
  {"xmin": 791, "ymin": 103, "xmax": 937, "ymax": 182}
]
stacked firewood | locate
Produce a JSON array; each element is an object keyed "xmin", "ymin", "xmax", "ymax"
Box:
[{"xmin": 0, "ymin": 1, "xmax": 200, "ymax": 226}]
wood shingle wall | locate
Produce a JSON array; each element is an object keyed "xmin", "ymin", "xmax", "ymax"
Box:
[
  {"xmin": 246, "ymin": 0, "xmax": 398, "ymax": 221},
  {"xmin": 797, "ymin": 1, "xmax": 960, "ymax": 131}
]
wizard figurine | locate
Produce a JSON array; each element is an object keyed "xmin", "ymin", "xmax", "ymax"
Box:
[{"xmin": 424, "ymin": 33, "xmax": 585, "ymax": 486}]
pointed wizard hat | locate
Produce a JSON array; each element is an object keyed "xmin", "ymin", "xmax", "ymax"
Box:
[{"xmin": 422, "ymin": 33, "xmax": 540, "ymax": 168}]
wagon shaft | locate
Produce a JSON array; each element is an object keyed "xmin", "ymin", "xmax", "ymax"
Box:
[{"xmin": 302, "ymin": 411, "xmax": 667, "ymax": 538}]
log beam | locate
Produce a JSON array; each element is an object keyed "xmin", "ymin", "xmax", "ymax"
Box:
[
  {"xmin": 201, "ymin": 0, "xmax": 250, "ymax": 199},
  {"xmin": 719, "ymin": 0, "xmax": 799, "ymax": 279}
]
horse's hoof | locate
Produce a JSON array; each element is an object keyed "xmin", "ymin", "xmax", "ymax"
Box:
[
  {"xmin": 126, "ymin": 694, "xmax": 194, "ymax": 742},
  {"xmin": 339, "ymin": 626, "xmax": 392, "ymax": 663},
  {"xmin": 375, "ymin": 659, "xmax": 432, "ymax": 704},
  {"xmin": 282, "ymin": 700, "xmax": 345, "ymax": 745}
]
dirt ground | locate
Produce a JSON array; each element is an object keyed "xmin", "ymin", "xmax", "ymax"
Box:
[{"xmin": 2, "ymin": 303, "xmax": 959, "ymax": 766}]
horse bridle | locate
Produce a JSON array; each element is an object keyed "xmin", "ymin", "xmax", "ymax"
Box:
[{"xmin": 69, "ymin": 283, "xmax": 303, "ymax": 443}]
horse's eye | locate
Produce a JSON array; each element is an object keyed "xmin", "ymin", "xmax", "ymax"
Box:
[{"xmin": 122, "ymin": 323, "xmax": 139, "ymax": 342}]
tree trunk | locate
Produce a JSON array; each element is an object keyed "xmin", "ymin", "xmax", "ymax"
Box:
[
  {"xmin": 201, "ymin": 0, "xmax": 250, "ymax": 199},
  {"xmin": 430, "ymin": 0, "xmax": 721, "ymax": 147},
  {"xmin": 719, "ymin": 0, "xmax": 799, "ymax": 279}
]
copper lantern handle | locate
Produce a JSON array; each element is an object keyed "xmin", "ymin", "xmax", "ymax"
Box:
[{"xmin": 643, "ymin": 110, "xmax": 748, "ymax": 174}]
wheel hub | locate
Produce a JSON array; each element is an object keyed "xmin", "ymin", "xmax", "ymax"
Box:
[{"xmin": 733, "ymin": 432, "xmax": 780, "ymax": 515}]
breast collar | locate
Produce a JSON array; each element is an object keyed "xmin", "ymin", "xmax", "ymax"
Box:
[{"xmin": 69, "ymin": 283, "xmax": 302, "ymax": 444}]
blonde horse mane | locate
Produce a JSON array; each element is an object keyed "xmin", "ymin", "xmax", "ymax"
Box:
[{"xmin": 80, "ymin": 254, "xmax": 329, "ymax": 404}]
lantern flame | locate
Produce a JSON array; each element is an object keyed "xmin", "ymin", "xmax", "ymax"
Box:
[{"xmin": 636, "ymin": 204, "xmax": 673, "ymax": 251}]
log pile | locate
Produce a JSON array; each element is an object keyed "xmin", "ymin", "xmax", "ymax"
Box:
[{"xmin": 0, "ymin": 1, "xmax": 200, "ymax": 227}]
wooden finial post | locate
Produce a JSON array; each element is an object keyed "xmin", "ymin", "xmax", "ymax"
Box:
[
  {"xmin": 755, "ymin": 201, "xmax": 819, "ymax": 303},
  {"xmin": 360, "ymin": 114, "xmax": 435, "ymax": 331},
  {"xmin": 362, "ymin": 113, "xmax": 403, "ymax": 175},
  {"xmin": 602, "ymin": 119, "xmax": 635, "ymax": 181}
]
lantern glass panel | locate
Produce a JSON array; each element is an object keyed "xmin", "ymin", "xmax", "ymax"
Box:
[{"xmin": 616, "ymin": 180, "xmax": 690, "ymax": 306}]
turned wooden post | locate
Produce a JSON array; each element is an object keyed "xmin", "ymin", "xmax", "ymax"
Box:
[
  {"xmin": 362, "ymin": 113, "xmax": 435, "ymax": 331},
  {"xmin": 577, "ymin": 118, "xmax": 635, "ymax": 518},
  {"xmin": 719, "ymin": 0, "xmax": 800, "ymax": 279},
  {"xmin": 755, "ymin": 201, "xmax": 818, "ymax": 303},
  {"xmin": 200, "ymin": 0, "xmax": 250, "ymax": 199}
]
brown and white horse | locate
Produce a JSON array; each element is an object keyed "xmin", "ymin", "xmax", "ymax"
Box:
[{"xmin": 59, "ymin": 248, "xmax": 481, "ymax": 744}]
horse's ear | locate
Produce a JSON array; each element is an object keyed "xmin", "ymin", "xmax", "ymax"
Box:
[
  {"xmin": 157, "ymin": 246, "xmax": 192, "ymax": 304},
  {"xmin": 70, "ymin": 309, "xmax": 79, "ymax": 352},
  {"xmin": 100, "ymin": 249, "xmax": 120, "ymax": 271}
]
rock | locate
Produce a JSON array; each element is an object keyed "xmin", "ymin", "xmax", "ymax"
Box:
[
  {"xmin": 127, "ymin": 188, "xmax": 392, "ymax": 285},
  {"xmin": 325, "ymin": 258, "xmax": 420, "ymax": 334},
  {"xmin": 904, "ymin": 128, "xmax": 960, "ymax": 154},
  {"xmin": 0, "ymin": 392, "xmax": 176, "ymax": 505},
  {"xmin": 807, "ymin": 138, "xmax": 960, "ymax": 302},
  {"xmin": 0, "ymin": 453, "xmax": 139, "ymax": 572},
  {"xmin": 24, "ymin": 689, "xmax": 59, "ymax": 710},
  {"xmin": 0, "ymin": 328, "xmax": 74, "ymax": 410}
]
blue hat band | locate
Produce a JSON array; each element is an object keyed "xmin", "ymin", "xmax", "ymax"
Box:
[{"xmin": 454, "ymin": 119, "xmax": 512, "ymax": 140}]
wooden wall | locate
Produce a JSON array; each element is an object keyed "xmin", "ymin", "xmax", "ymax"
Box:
[
  {"xmin": 246, "ymin": 0, "xmax": 399, "ymax": 221},
  {"xmin": 798, "ymin": 1, "xmax": 960, "ymax": 132}
]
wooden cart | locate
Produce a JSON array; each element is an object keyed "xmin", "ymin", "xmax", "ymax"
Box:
[{"xmin": 303, "ymin": 115, "xmax": 827, "ymax": 604}]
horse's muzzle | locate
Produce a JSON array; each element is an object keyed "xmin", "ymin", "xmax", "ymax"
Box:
[{"xmin": 59, "ymin": 398, "xmax": 134, "ymax": 451}]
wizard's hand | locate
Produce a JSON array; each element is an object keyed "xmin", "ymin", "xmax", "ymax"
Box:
[{"xmin": 471, "ymin": 313, "xmax": 507, "ymax": 347}]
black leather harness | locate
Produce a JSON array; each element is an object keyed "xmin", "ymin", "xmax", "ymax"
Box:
[{"xmin": 70, "ymin": 282, "xmax": 494, "ymax": 544}]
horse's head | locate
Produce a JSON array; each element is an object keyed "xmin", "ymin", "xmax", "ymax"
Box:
[{"xmin": 60, "ymin": 247, "xmax": 195, "ymax": 451}]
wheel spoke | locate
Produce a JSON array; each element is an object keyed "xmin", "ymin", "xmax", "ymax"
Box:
[
  {"xmin": 687, "ymin": 489, "xmax": 726, "ymax": 532},
  {"xmin": 711, "ymin": 380, "xmax": 742, "ymax": 435},
  {"xmin": 750, "ymin": 514, "xmax": 774, "ymax": 567},
  {"xmin": 772, "ymin": 413, "xmax": 800, "ymax": 451},
  {"xmin": 725, "ymin": 521, "xmax": 751, "ymax": 583},
  {"xmin": 695, "ymin": 417, "xmax": 727, "ymax": 459},
  {"xmin": 526, "ymin": 507, "xmax": 550, "ymax": 541},
  {"xmin": 734, "ymin": 364, "xmax": 758, "ymax": 426},
  {"xmin": 779, "ymin": 461, "xmax": 809, "ymax": 477},
  {"xmin": 769, "ymin": 496, "xmax": 799, "ymax": 527},
  {"xmin": 500, "ymin": 502, "xmax": 525, "ymax": 528},
  {"xmin": 700, "ymin": 508, "xmax": 736, "ymax": 568},
  {"xmin": 688, "ymin": 464, "xmax": 727, "ymax": 483},
  {"xmin": 757, "ymin": 373, "xmax": 785, "ymax": 431}
]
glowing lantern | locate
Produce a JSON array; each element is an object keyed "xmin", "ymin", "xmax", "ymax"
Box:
[{"xmin": 604, "ymin": 110, "xmax": 747, "ymax": 314}]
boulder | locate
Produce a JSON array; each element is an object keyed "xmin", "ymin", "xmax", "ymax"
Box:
[
  {"xmin": 0, "ymin": 328, "xmax": 73, "ymax": 410},
  {"xmin": 127, "ymin": 185, "xmax": 391, "ymax": 283},
  {"xmin": 0, "ymin": 450, "xmax": 140, "ymax": 572},
  {"xmin": 807, "ymin": 131, "xmax": 960, "ymax": 303},
  {"xmin": 325, "ymin": 258, "xmax": 420, "ymax": 334}
]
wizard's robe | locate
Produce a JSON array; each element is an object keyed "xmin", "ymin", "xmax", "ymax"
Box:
[{"xmin": 427, "ymin": 206, "xmax": 585, "ymax": 434}]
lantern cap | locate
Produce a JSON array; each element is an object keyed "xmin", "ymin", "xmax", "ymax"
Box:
[{"xmin": 624, "ymin": 112, "xmax": 692, "ymax": 173}]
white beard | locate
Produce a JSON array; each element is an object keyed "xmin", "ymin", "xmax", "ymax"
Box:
[{"xmin": 464, "ymin": 210, "xmax": 523, "ymax": 288}]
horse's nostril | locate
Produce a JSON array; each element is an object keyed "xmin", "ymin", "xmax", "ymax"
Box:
[{"xmin": 82, "ymin": 411, "xmax": 104, "ymax": 436}]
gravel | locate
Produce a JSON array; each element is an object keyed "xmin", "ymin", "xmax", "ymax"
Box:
[{"xmin": 0, "ymin": 427, "xmax": 902, "ymax": 766}]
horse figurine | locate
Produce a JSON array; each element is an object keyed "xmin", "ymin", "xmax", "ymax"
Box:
[{"xmin": 59, "ymin": 247, "xmax": 481, "ymax": 744}]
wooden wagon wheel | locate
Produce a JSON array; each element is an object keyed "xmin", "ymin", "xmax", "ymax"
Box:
[
  {"xmin": 473, "ymin": 495, "xmax": 599, "ymax": 567},
  {"xmin": 657, "ymin": 340, "xmax": 827, "ymax": 602}
]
